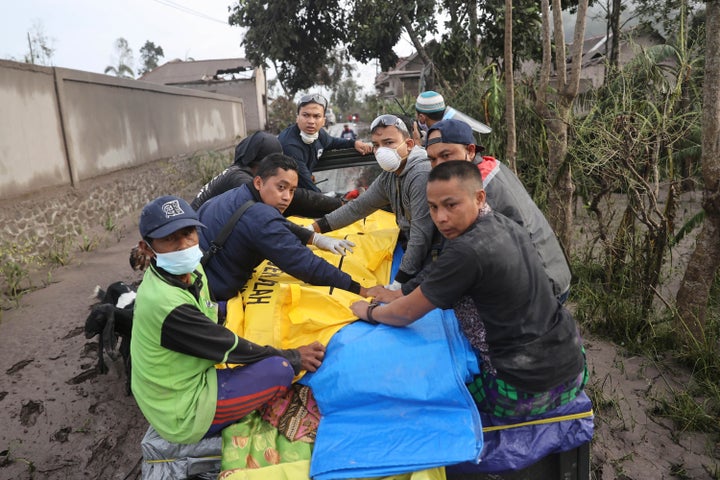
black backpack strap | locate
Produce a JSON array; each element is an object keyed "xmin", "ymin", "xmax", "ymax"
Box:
[{"xmin": 200, "ymin": 200, "xmax": 255, "ymax": 267}]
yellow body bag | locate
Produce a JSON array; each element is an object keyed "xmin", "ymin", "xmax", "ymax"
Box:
[{"xmin": 221, "ymin": 210, "xmax": 399, "ymax": 369}]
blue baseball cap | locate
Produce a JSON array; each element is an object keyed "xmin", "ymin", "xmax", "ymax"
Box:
[
  {"xmin": 425, "ymin": 119, "xmax": 476, "ymax": 148},
  {"xmin": 139, "ymin": 195, "xmax": 205, "ymax": 239}
]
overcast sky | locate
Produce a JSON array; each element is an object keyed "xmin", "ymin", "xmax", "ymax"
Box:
[
  {"xmin": 2, "ymin": 1, "xmax": 614, "ymax": 99},
  {"xmin": 1, "ymin": 0, "xmax": 404, "ymax": 95}
]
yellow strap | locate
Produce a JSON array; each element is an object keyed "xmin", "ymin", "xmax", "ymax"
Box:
[
  {"xmin": 145, "ymin": 455, "xmax": 222, "ymax": 464},
  {"xmin": 482, "ymin": 409, "xmax": 594, "ymax": 433},
  {"xmin": 144, "ymin": 413, "xmax": 594, "ymax": 463}
]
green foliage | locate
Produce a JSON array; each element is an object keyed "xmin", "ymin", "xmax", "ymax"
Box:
[
  {"xmin": 23, "ymin": 20, "xmax": 55, "ymax": 66},
  {"xmin": 139, "ymin": 40, "xmax": 164, "ymax": 76},
  {"xmin": 652, "ymin": 386, "xmax": 720, "ymax": 434},
  {"xmin": 0, "ymin": 259, "xmax": 30, "ymax": 306},
  {"xmin": 45, "ymin": 238, "xmax": 71, "ymax": 267},
  {"xmin": 357, "ymin": 92, "xmax": 385, "ymax": 125},
  {"xmin": 568, "ymin": 28, "xmax": 703, "ymax": 318},
  {"xmin": 103, "ymin": 213, "xmax": 116, "ymax": 232},
  {"xmin": 633, "ymin": 0, "xmax": 705, "ymax": 39},
  {"xmin": 104, "ymin": 37, "xmax": 135, "ymax": 79},
  {"xmin": 331, "ymin": 77, "xmax": 361, "ymax": 118},
  {"xmin": 227, "ymin": 0, "xmax": 568, "ymax": 102},
  {"xmin": 423, "ymin": 0, "xmax": 543, "ymax": 86},
  {"xmin": 673, "ymin": 272, "xmax": 720, "ymax": 385},
  {"xmin": 194, "ymin": 150, "xmax": 231, "ymax": 185},
  {"xmin": 347, "ymin": 1, "xmax": 404, "ymax": 71},
  {"xmin": 79, "ymin": 235, "xmax": 98, "ymax": 252},
  {"xmin": 0, "ymin": 442, "xmax": 35, "ymax": 475},
  {"xmin": 267, "ymin": 96, "xmax": 298, "ymax": 134},
  {"xmin": 365, "ymin": 24, "xmax": 710, "ymax": 428},
  {"xmin": 572, "ymin": 257, "xmax": 659, "ymax": 345},
  {"xmin": 440, "ymin": 65, "xmax": 549, "ymax": 204},
  {"xmin": 474, "ymin": 0, "xmax": 543, "ymax": 67},
  {"xmin": 350, "ymin": 0, "xmax": 437, "ymax": 72},
  {"xmin": 0, "ymin": 240, "xmax": 38, "ymax": 307},
  {"xmin": 229, "ymin": 0, "xmax": 350, "ymax": 95},
  {"xmin": 574, "ymin": 263, "xmax": 720, "ymax": 437},
  {"xmin": 670, "ymin": 210, "xmax": 705, "ymax": 247}
]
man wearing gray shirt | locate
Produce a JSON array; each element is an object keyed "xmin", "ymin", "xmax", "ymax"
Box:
[
  {"xmin": 424, "ymin": 119, "xmax": 572, "ymax": 300},
  {"xmin": 309, "ymin": 114, "xmax": 440, "ymax": 293}
]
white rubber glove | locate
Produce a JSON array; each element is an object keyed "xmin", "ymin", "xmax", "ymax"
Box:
[
  {"xmin": 312, "ymin": 234, "xmax": 355, "ymax": 255},
  {"xmin": 385, "ymin": 280, "xmax": 402, "ymax": 291},
  {"xmin": 304, "ymin": 224, "xmax": 315, "ymax": 231}
]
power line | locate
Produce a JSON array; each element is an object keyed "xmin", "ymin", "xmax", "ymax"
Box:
[{"xmin": 148, "ymin": 0, "xmax": 229, "ymax": 25}]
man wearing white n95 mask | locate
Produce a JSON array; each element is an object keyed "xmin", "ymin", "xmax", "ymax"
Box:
[{"xmin": 309, "ymin": 114, "xmax": 441, "ymax": 294}]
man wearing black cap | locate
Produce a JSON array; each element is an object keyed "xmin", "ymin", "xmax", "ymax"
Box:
[
  {"xmin": 131, "ymin": 194, "xmax": 325, "ymax": 444},
  {"xmin": 191, "ymin": 131, "xmax": 342, "ymax": 218},
  {"xmin": 352, "ymin": 161, "xmax": 586, "ymax": 418},
  {"xmin": 127, "ymin": 133, "xmax": 346, "ymax": 273},
  {"xmin": 278, "ymin": 93, "xmax": 372, "ymax": 192},
  {"xmin": 424, "ymin": 119, "xmax": 571, "ymax": 301}
]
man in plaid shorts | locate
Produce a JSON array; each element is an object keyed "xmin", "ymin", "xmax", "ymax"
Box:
[{"xmin": 354, "ymin": 161, "xmax": 587, "ymax": 417}]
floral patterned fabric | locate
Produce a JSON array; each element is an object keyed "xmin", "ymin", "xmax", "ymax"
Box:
[
  {"xmin": 260, "ymin": 384, "xmax": 320, "ymax": 443},
  {"xmin": 219, "ymin": 410, "xmax": 312, "ymax": 478}
]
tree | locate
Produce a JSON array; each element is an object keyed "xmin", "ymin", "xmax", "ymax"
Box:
[
  {"xmin": 535, "ymin": 0, "xmax": 589, "ymax": 253},
  {"xmin": 24, "ymin": 20, "xmax": 55, "ymax": 66},
  {"xmin": 139, "ymin": 41, "xmax": 164, "ymax": 76},
  {"xmin": 331, "ymin": 76, "xmax": 361, "ymax": 116},
  {"xmin": 606, "ymin": 0, "xmax": 623, "ymax": 75},
  {"xmin": 229, "ymin": 0, "xmax": 589, "ymax": 99},
  {"xmin": 569, "ymin": 41, "xmax": 700, "ymax": 328},
  {"xmin": 229, "ymin": 0, "xmax": 350, "ymax": 97},
  {"xmin": 229, "ymin": 0, "xmax": 447, "ymax": 94},
  {"xmin": 476, "ymin": 0, "xmax": 543, "ymax": 69},
  {"xmin": 675, "ymin": 0, "xmax": 720, "ymax": 343},
  {"xmin": 104, "ymin": 38, "xmax": 135, "ymax": 79},
  {"xmin": 634, "ymin": 0, "xmax": 703, "ymax": 37},
  {"xmin": 504, "ymin": 0, "xmax": 517, "ymax": 172}
]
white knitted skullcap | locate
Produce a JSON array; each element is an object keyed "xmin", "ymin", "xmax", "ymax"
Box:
[{"xmin": 415, "ymin": 91, "xmax": 446, "ymax": 113}]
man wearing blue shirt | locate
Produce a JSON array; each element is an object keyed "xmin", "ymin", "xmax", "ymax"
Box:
[{"xmin": 278, "ymin": 93, "xmax": 372, "ymax": 191}]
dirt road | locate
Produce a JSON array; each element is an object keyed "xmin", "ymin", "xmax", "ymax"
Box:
[{"xmin": 0, "ymin": 218, "xmax": 147, "ymax": 479}]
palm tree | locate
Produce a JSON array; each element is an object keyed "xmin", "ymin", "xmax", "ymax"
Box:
[{"xmin": 105, "ymin": 38, "xmax": 135, "ymax": 79}]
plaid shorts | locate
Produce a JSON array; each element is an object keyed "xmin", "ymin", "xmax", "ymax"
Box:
[{"xmin": 467, "ymin": 357, "xmax": 589, "ymax": 418}]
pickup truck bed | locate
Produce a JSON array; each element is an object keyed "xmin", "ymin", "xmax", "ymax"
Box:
[{"xmin": 447, "ymin": 442, "xmax": 590, "ymax": 480}]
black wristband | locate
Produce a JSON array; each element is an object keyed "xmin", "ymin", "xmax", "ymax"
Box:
[{"xmin": 365, "ymin": 302, "xmax": 380, "ymax": 325}]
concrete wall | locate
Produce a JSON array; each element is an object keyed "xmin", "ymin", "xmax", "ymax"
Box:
[
  {"xmin": 0, "ymin": 59, "xmax": 246, "ymax": 200},
  {"xmin": 0, "ymin": 59, "xmax": 246, "ymax": 293},
  {"xmin": 0, "ymin": 150, "xmax": 231, "ymax": 305},
  {"xmin": 0, "ymin": 62, "xmax": 71, "ymax": 197},
  {"xmin": 180, "ymin": 74, "xmax": 267, "ymax": 133},
  {"xmin": 187, "ymin": 67, "xmax": 267, "ymax": 133}
]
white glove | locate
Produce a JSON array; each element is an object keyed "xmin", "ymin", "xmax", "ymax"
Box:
[
  {"xmin": 385, "ymin": 280, "xmax": 402, "ymax": 291},
  {"xmin": 304, "ymin": 224, "xmax": 315, "ymax": 231},
  {"xmin": 312, "ymin": 234, "xmax": 355, "ymax": 255}
]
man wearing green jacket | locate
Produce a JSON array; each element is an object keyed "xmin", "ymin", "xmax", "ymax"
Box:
[{"xmin": 131, "ymin": 195, "xmax": 324, "ymax": 444}]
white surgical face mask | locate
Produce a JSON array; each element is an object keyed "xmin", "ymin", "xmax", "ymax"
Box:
[
  {"xmin": 153, "ymin": 245, "xmax": 203, "ymax": 275},
  {"xmin": 300, "ymin": 131, "xmax": 319, "ymax": 144},
  {"xmin": 374, "ymin": 146, "xmax": 404, "ymax": 172}
]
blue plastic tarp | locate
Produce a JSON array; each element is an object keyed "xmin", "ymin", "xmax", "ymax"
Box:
[{"xmin": 302, "ymin": 308, "xmax": 483, "ymax": 480}]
